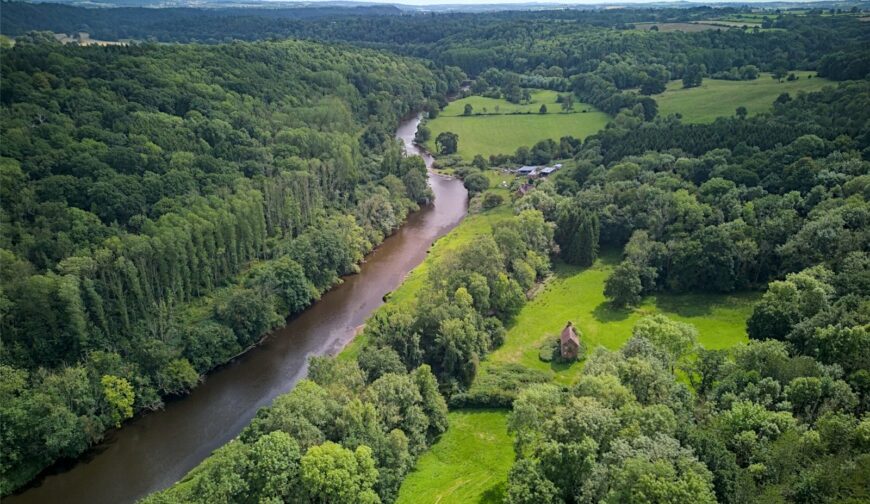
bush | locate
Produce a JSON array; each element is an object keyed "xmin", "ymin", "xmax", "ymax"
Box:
[
  {"xmin": 464, "ymin": 172, "xmax": 490, "ymax": 195},
  {"xmin": 482, "ymin": 192, "xmax": 504, "ymax": 209}
]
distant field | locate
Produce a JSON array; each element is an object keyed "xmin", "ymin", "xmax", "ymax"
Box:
[
  {"xmin": 395, "ymin": 410, "xmax": 513, "ymax": 504},
  {"xmin": 481, "ymin": 251, "xmax": 758, "ymax": 385},
  {"xmin": 440, "ymin": 89, "xmax": 565, "ymax": 116},
  {"xmin": 634, "ymin": 22, "xmax": 721, "ymax": 32},
  {"xmin": 654, "ymin": 71, "xmax": 833, "ymax": 123},
  {"xmin": 425, "ymin": 91, "xmax": 609, "ymax": 159}
]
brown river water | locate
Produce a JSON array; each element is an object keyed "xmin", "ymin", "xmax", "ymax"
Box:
[{"xmin": 8, "ymin": 114, "xmax": 467, "ymax": 504}]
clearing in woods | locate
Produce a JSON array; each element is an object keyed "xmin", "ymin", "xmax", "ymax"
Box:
[
  {"xmin": 654, "ymin": 71, "xmax": 833, "ymax": 123},
  {"xmin": 425, "ymin": 90, "xmax": 609, "ymax": 160}
]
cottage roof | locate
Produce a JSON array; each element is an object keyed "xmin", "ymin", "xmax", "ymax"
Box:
[{"xmin": 560, "ymin": 322, "xmax": 579, "ymax": 347}]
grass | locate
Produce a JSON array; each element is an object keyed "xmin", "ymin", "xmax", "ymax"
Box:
[
  {"xmin": 425, "ymin": 91, "xmax": 609, "ymax": 160},
  {"xmin": 654, "ymin": 72, "xmax": 833, "ymax": 123},
  {"xmin": 481, "ymin": 250, "xmax": 759, "ymax": 385},
  {"xmin": 395, "ymin": 410, "xmax": 513, "ymax": 504},
  {"xmin": 439, "ymin": 90, "xmax": 565, "ymax": 116}
]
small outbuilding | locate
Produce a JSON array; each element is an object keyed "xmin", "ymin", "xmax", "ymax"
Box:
[
  {"xmin": 516, "ymin": 166, "xmax": 538, "ymax": 176},
  {"xmin": 560, "ymin": 322, "xmax": 581, "ymax": 360}
]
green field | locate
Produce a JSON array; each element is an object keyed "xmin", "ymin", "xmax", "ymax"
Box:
[
  {"xmin": 482, "ymin": 251, "xmax": 759, "ymax": 385},
  {"xmin": 395, "ymin": 410, "xmax": 513, "ymax": 504},
  {"xmin": 655, "ymin": 72, "xmax": 833, "ymax": 123},
  {"xmin": 439, "ymin": 90, "xmax": 565, "ymax": 116},
  {"xmin": 393, "ymin": 248, "xmax": 758, "ymax": 503},
  {"xmin": 347, "ymin": 195, "xmax": 758, "ymax": 503},
  {"xmin": 425, "ymin": 92, "xmax": 609, "ymax": 159}
]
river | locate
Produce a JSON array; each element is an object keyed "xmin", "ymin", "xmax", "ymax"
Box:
[{"xmin": 9, "ymin": 113, "xmax": 467, "ymax": 504}]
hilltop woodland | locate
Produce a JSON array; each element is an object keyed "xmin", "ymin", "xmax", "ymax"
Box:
[
  {"xmin": 0, "ymin": 37, "xmax": 463, "ymax": 493},
  {"xmin": 2, "ymin": 4, "xmax": 870, "ymax": 503}
]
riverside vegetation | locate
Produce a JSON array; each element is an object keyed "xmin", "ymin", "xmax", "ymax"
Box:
[{"xmin": 2, "ymin": 3, "xmax": 869, "ymax": 503}]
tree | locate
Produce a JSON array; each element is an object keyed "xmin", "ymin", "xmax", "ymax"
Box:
[
  {"xmin": 539, "ymin": 104, "xmax": 548, "ymax": 114},
  {"xmin": 632, "ymin": 315, "xmax": 698, "ymax": 369},
  {"xmin": 248, "ymin": 431, "xmax": 301, "ymax": 500},
  {"xmin": 463, "ymin": 173, "xmax": 490, "ymax": 195},
  {"xmin": 464, "ymin": 103, "xmax": 473, "ymax": 116},
  {"xmin": 506, "ymin": 459, "xmax": 561, "ymax": 504},
  {"xmin": 604, "ymin": 261, "xmax": 643, "ymax": 308},
  {"xmin": 560, "ymin": 94, "xmax": 574, "ymax": 112},
  {"xmin": 683, "ymin": 64, "xmax": 703, "ymax": 88},
  {"xmin": 735, "ymin": 106, "xmax": 748, "ymax": 119},
  {"xmin": 482, "ymin": 192, "xmax": 504, "ymax": 209},
  {"xmin": 300, "ymin": 442, "xmax": 380, "ymax": 504},
  {"xmin": 414, "ymin": 124, "xmax": 431, "ymax": 144},
  {"xmin": 101, "ymin": 375, "xmax": 134, "ymax": 427},
  {"xmin": 640, "ymin": 78, "xmax": 666, "ymax": 95},
  {"xmin": 435, "ymin": 131, "xmax": 459, "ymax": 155},
  {"xmin": 555, "ymin": 204, "xmax": 599, "ymax": 266},
  {"xmin": 213, "ymin": 288, "xmax": 280, "ymax": 347}
]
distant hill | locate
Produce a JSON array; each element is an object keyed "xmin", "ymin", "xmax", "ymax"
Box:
[{"xmin": 0, "ymin": 1, "xmax": 403, "ymax": 41}]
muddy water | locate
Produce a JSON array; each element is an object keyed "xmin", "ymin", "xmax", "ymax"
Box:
[{"xmin": 9, "ymin": 113, "xmax": 466, "ymax": 504}]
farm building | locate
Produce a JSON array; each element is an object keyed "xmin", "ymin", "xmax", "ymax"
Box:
[
  {"xmin": 560, "ymin": 322, "xmax": 581, "ymax": 360},
  {"xmin": 539, "ymin": 164, "xmax": 563, "ymax": 177},
  {"xmin": 516, "ymin": 166, "xmax": 538, "ymax": 176}
]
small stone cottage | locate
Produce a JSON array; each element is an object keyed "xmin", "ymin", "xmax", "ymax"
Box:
[{"xmin": 560, "ymin": 322, "xmax": 581, "ymax": 360}]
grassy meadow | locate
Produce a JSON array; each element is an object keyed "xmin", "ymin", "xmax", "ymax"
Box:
[
  {"xmin": 341, "ymin": 183, "xmax": 759, "ymax": 502},
  {"xmin": 425, "ymin": 91, "xmax": 609, "ymax": 159},
  {"xmin": 395, "ymin": 410, "xmax": 513, "ymax": 504},
  {"xmin": 439, "ymin": 89, "xmax": 565, "ymax": 116},
  {"xmin": 481, "ymin": 250, "xmax": 759, "ymax": 386},
  {"xmin": 655, "ymin": 72, "xmax": 833, "ymax": 123}
]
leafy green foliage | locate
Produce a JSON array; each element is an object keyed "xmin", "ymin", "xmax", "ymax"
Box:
[{"xmin": 0, "ymin": 37, "xmax": 461, "ymax": 493}]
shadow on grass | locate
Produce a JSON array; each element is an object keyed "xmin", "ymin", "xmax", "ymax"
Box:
[
  {"xmin": 592, "ymin": 301, "xmax": 631, "ymax": 323},
  {"xmin": 655, "ymin": 294, "xmax": 716, "ymax": 318},
  {"xmin": 550, "ymin": 358, "xmax": 581, "ymax": 373},
  {"xmin": 478, "ymin": 481, "xmax": 507, "ymax": 504}
]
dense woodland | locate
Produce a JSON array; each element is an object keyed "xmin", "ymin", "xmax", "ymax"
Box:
[
  {"xmin": 2, "ymin": 2, "xmax": 869, "ymax": 503},
  {"xmin": 0, "ymin": 36, "xmax": 462, "ymax": 493}
]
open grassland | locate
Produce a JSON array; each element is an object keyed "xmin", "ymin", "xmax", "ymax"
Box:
[
  {"xmin": 440, "ymin": 89, "xmax": 565, "ymax": 116},
  {"xmin": 426, "ymin": 92, "xmax": 609, "ymax": 159},
  {"xmin": 634, "ymin": 22, "xmax": 721, "ymax": 32},
  {"xmin": 655, "ymin": 72, "xmax": 833, "ymax": 123},
  {"xmin": 482, "ymin": 250, "xmax": 759, "ymax": 385},
  {"xmin": 395, "ymin": 410, "xmax": 513, "ymax": 504},
  {"xmin": 426, "ymin": 112, "xmax": 609, "ymax": 160}
]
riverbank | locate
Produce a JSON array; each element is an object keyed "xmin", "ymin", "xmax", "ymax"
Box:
[{"xmin": 8, "ymin": 114, "xmax": 468, "ymax": 504}]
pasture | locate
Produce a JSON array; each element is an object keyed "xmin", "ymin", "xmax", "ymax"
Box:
[
  {"xmin": 395, "ymin": 410, "xmax": 513, "ymax": 504},
  {"xmin": 425, "ymin": 91, "xmax": 609, "ymax": 159},
  {"xmin": 481, "ymin": 251, "xmax": 759, "ymax": 385},
  {"xmin": 654, "ymin": 71, "xmax": 833, "ymax": 123}
]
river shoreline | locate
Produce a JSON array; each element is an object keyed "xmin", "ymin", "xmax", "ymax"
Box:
[{"xmin": 9, "ymin": 112, "xmax": 469, "ymax": 504}]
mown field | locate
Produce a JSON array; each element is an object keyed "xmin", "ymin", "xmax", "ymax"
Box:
[
  {"xmin": 425, "ymin": 91, "xmax": 609, "ymax": 159},
  {"xmin": 439, "ymin": 89, "xmax": 565, "ymax": 116},
  {"xmin": 481, "ymin": 251, "xmax": 758, "ymax": 386},
  {"xmin": 654, "ymin": 71, "xmax": 833, "ymax": 123},
  {"xmin": 395, "ymin": 410, "xmax": 513, "ymax": 504}
]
